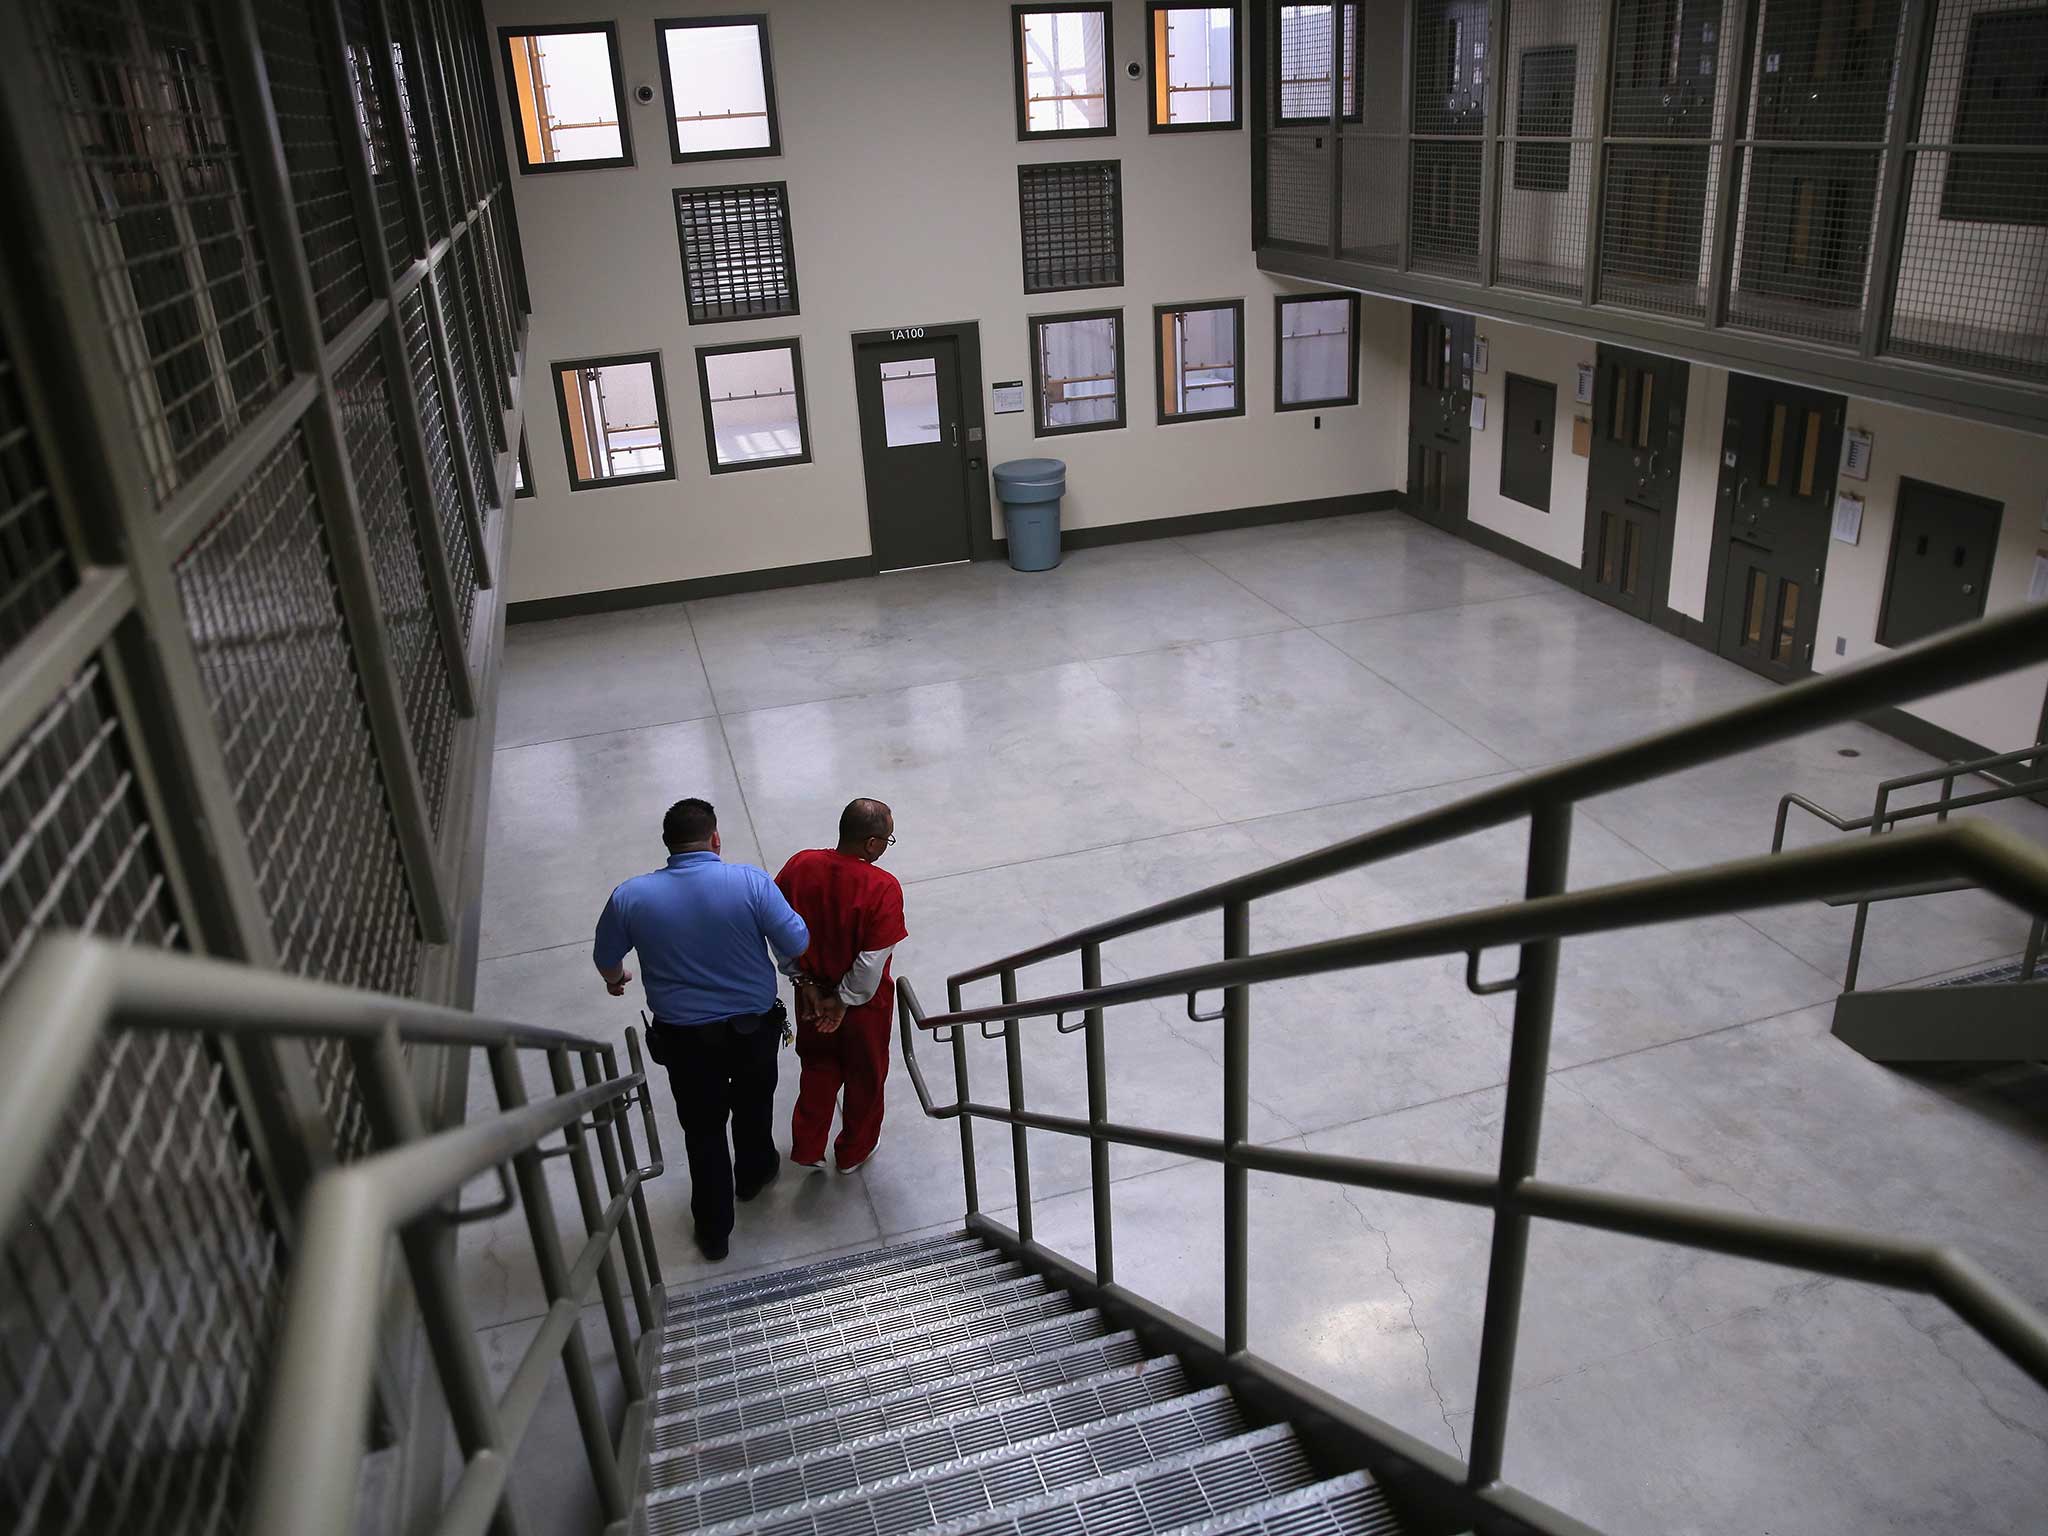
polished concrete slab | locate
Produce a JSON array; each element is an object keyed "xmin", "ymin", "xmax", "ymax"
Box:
[{"xmin": 470, "ymin": 511, "xmax": 2048, "ymax": 1535}]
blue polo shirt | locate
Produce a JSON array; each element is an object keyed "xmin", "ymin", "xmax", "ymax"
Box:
[{"xmin": 593, "ymin": 852, "xmax": 809, "ymax": 1025}]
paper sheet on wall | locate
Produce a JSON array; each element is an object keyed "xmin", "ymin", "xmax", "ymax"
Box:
[
  {"xmin": 2030, "ymin": 552, "xmax": 2048, "ymax": 604},
  {"xmin": 1470, "ymin": 393, "xmax": 1487, "ymax": 430},
  {"xmin": 1574, "ymin": 363, "xmax": 1594, "ymax": 404},
  {"xmin": 1831, "ymin": 491, "xmax": 1863, "ymax": 545},
  {"xmin": 991, "ymin": 380, "xmax": 1026, "ymax": 414},
  {"xmin": 1841, "ymin": 428, "xmax": 1872, "ymax": 481}
]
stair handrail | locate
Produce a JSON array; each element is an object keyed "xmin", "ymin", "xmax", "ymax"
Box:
[
  {"xmin": 901, "ymin": 600, "xmax": 2048, "ymax": 1536},
  {"xmin": 0, "ymin": 935, "xmax": 668, "ymax": 1536}
]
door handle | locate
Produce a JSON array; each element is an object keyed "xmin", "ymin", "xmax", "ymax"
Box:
[
  {"xmin": 1735, "ymin": 476, "xmax": 1748, "ymax": 505},
  {"xmin": 949, "ymin": 421, "xmax": 959, "ymax": 447},
  {"xmin": 1647, "ymin": 450, "xmax": 1659, "ymax": 480}
]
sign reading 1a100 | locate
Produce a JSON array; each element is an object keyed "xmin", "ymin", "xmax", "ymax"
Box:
[{"xmin": 889, "ymin": 327, "xmax": 926, "ymax": 341}]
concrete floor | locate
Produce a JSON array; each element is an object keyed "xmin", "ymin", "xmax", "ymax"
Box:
[{"xmin": 463, "ymin": 511, "xmax": 2048, "ymax": 1536}]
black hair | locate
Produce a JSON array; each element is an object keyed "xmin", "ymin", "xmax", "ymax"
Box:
[
  {"xmin": 663, "ymin": 798, "xmax": 717, "ymax": 849},
  {"xmin": 837, "ymin": 797, "xmax": 892, "ymax": 844}
]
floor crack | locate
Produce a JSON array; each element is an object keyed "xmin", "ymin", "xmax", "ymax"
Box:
[
  {"xmin": 1333, "ymin": 1184, "xmax": 1463, "ymax": 1457},
  {"xmin": 1556, "ymin": 1077, "xmax": 1767, "ymax": 1217},
  {"xmin": 1881, "ymin": 1292, "xmax": 2048, "ymax": 1454}
]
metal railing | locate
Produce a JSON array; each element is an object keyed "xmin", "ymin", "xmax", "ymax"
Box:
[
  {"xmin": 0, "ymin": 936, "xmax": 667, "ymax": 1536},
  {"xmin": 1773, "ymin": 740, "xmax": 2048, "ymax": 989},
  {"xmin": 896, "ymin": 600, "xmax": 2048, "ymax": 1536}
]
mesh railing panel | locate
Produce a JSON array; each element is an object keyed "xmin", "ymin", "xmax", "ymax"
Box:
[
  {"xmin": 338, "ymin": 0, "xmax": 412, "ymax": 278},
  {"xmin": 0, "ymin": 337, "xmax": 77, "ymax": 661},
  {"xmin": 1884, "ymin": 1, "xmax": 2048, "ymax": 381},
  {"xmin": 400, "ymin": 288, "xmax": 475, "ymax": 641},
  {"xmin": 1409, "ymin": 141, "xmax": 1483, "ymax": 276},
  {"xmin": 1339, "ymin": 133, "xmax": 1402, "ymax": 264},
  {"xmin": 410, "ymin": 0, "xmax": 465, "ymax": 220},
  {"xmin": 1412, "ymin": 0, "xmax": 1490, "ymax": 136},
  {"xmin": 1265, "ymin": 133, "xmax": 1331, "ymax": 248},
  {"xmin": 434, "ymin": 269, "xmax": 494, "ymax": 515},
  {"xmin": 1599, "ymin": 143, "xmax": 1720, "ymax": 318},
  {"xmin": 477, "ymin": 204, "xmax": 516, "ymax": 374},
  {"xmin": 1495, "ymin": 5, "xmax": 1598, "ymax": 298},
  {"xmin": 388, "ymin": 0, "xmax": 443, "ymax": 237},
  {"xmin": 453, "ymin": 234, "xmax": 505, "ymax": 446},
  {"xmin": 675, "ymin": 184, "xmax": 800, "ymax": 323},
  {"xmin": 28, "ymin": 0, "xmax": 291, "ymax": 507},
  {"xmin": 256, "ymin": 0, "xmax": 372, "ymax": 341},
  {"xmin": 1019, "ymin": 161, "xmax": 1124, "ymax": 293},
  {"xmin": 171, "ymin": 427, "xmax": 422, "ymax": 1003},
  {"xmin": 1498, "ymin": 139, "xmax": 1596, "ymax": 297},
  {"xmin": 334, "ymin": 338, "xmax": 457, "ymax": 831}
]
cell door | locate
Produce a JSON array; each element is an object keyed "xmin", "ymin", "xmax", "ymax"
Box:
[
  {"xmin": 1713, "ymin": 373, "xmax": 1844, "ymax": 681},
  {"xmin": 1583, "ymin": 345, "xmax": 1689, "ymax": 620},
  {"xmin": 1876, "ymin": 480, "xmax": 2003, "ymax": 648},
  {"xmin": 854, "ymin": 336, "xmax": 972, "ymax": 571},
  {"xmin": 1407, "ymin": 306, "xmax": 1474, "ymax": 531}
]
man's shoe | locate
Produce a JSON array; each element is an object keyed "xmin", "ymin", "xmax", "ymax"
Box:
[
  {"xmin": 696, "ymin": 1230, "xmax": 730, "ymax": 1263},
  {"xmin": 792, "ymin": 1154, "xmax": 825, "ymax": 1170},
  {"xmin": 834, "ymin": 1150, "xmax": 871, "ymax": 1174},
  {"xmin": 736, "ymin": 1159, "xmax": 780, "ymax": 1202}
]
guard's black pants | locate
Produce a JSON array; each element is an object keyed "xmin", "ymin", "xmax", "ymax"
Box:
[{"xmin": 648, "ymin": 1015, "xmax": 780, "ymax": 1242}]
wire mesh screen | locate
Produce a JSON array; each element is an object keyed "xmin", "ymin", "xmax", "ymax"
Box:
[
  {"xmin": 434, "ymin": 270, "xmax": 495, "ymax": 519},
  {"xmin": 28, "ymin": 0, "xmax": 291, "ymax": 508},
  {"xmin": 409, "ymin": 0, "xmax": 466, "ymax": 219},
  {"xmin": 674, "ymin": 184, "xmax": 800, "ymax": 323},
  {"xmin": 1019, "ymin": 161, "xmax": 1124, "ymax": 292},
  {"xmin": 0, "ymin": 335, "xmax": 77, "ymax": 661},
  {"xmin": 1885, "ymin": 2, "xmax": 2048, "ymax": 381},
  {"xmin": 1409, "ymin": 142, "xmax": 1484, "ymax": 276},
  {"xmin": 1726, "ymin": 0, "xmax": 1905, "ymax": 343},
  {"xmin": 1266, "ymin": 133, "xmax": 1332, "ymax": 248},
  {"xmin": 1407, "ymin": 0, "xmax": 1489, "ymax": 277},
  {"xmin": 335, "ymin": 338, "xmax": 457, "ymax": 831},
  {"xmin": 476, "ymin": 205, "xmax": 515, "ymax": 375},
  {"xmin": 1275, "ymin": 4, "xmax": 1353, "ymax": 122},
  {"xmin": 171, "ymin": 426, "xmax": 422, "ymax": 1007},
  {"xmin": 388, "ymin": 3, "xmax": 443, "ymax": 237},
  {"xmin": 1495, "ymin": 5, "xmax": 1599, "ymax": 299},
  {"xmin": 1336, "ymin": 3, "xmax": 1405, "ymax": 264},
  {"xmin": 451, "ymin": 234, "xmax": 505, "ymax": 451},
  {"xmin": 400, "ymin": 289, "xmax": 476, "ymax": 641},
  {"xmin": 256, "ymin": 0, "xmax": 373, "ymax": 341},
  {"xmin": 339, "ymin": 0, "xmax": 412, "ymax": 278}
]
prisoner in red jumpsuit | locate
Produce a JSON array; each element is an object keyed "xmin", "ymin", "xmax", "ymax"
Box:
[{"xmin": 774, "ymin": 798, "xmax": 907, "ymax": 1173}]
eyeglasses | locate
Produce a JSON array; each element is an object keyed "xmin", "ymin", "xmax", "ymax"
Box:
[{"xmin": 882, "ymin": 833, "xmax": 897, "ymax": 846}]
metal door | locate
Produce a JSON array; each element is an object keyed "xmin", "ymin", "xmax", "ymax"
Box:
[
  {"xmin": 1877, "ymin": 479, "xmax": 2003, "ymax": 648},
  {"xmin": 1500, "ymin": 373, "xmax": 1556, "ymax": 513},
  {"xmin": 1407, "ymin": 305, "xmax": 1474, "ymax": 531},
  {"xmin": 854, "ymin": 336, "xmax": 972, "ymax": 571},
  {"xmin": 1713, "ymin": 373, "xmax": 1844, "ymax": 681},
  {"xmin": 1583, "ymin": 344, "xmax": 1688, "ymax": 620}
]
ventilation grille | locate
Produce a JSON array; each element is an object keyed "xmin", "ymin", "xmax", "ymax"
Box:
[
  {"xmin": 334, "ymin": 337, "xmax": 457, "ymax": 830},
  {"xmin": 675, "ymin": 183, "xmax": 799, "ymax": 323},
  {"xmin": 0, "ymin": 334, "xmax": 76, "ymax": 661},
  {"xmin": 29, "ymin": 0, "xmax": 291, "ymax": 507},
  {"xmin": 1020, "ymin": 161, "xmax": 1123, "ymax": 293},
  {"xmin": 257, "ymin": 0, "xmax": 372, "ymax": 339},
  {"xmin": 401, "ymin": 288, "xmax": 476, "ymax": 640}
]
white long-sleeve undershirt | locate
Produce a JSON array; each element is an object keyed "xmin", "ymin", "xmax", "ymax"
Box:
[{"xmin": 837, "ymin": 945, "xmax": 897, "ymax": 1007}]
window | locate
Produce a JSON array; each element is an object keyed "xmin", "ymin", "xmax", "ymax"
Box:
[
  {"xmin": 1031, "ymin": 310, "xmax": 1125, "ymax": 434},
  {"xmin": 697, "ymin": 340, "xmax": 810, "ymax": 471},
  {"xmin": 1154, "ymin": 300, "xmax": 1244, "ymax": 422},
  {"xmin": 1513, "ymin": 46, "xmax": 1575, "ymax": 192},
  {"xmin": 1014, "ymin": 5, "xmax": 1115, "ymax": 138},
  {"xmin": 1276, "ymin": 4, "xmax": 1358, "ymax": 123},
  {"xmin": 1940, "ymin": 9, "xmax": 2048, "ymax": 226},
  {"xmin": 1276, "ymin": 292, "xmax": 1358, "ymax": 408},
  {"xmin": 657, "ymin": 15, "xmax": 781, "ymax": 162},
  {"xmin": 499, "ymin": 24, "xmax": 632, "ymax": 171},
  {"xmin": 1148, "ymin": 5, "xmax": 1239, "ymax": 130},
  {"xmin": 674, "ymin": 183, "xmax": 798, "ymax": 323},
  {"xmin": 1019, "ymin": 161, "xmax": 1124, "ymax": 292},
  {"xmin": 515, "ymin": 432, "xmax": 534, "ymax": 498},
  {"xmin": 552, "ymin": 353, "xmax": 673, "ymax": 490}
]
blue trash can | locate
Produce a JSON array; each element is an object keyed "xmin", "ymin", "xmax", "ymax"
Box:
[{"xmin": 992, "ymin": 457, "xmax": 1066, "ymax": 572}]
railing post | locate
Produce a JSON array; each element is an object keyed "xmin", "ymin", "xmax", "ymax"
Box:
[
  {"xmin": 1222, "ymin": 899, "xmax": 1251, "ymax": 1355},
  {"xmin": 1082, "ymin": 940, "xmax": 1113, "ymax": 1285},
  {"xmin": 1846, "ymin": 783, "xmax": 1891, "ymax": 993},
  {"xmin": 1465, "ymin": 800, "xmax": 1573, "ymax": 1488},
  {"xmin": 604, "ymin": 1038, "xmax": 667, "ymax": 1296},
  {"xmin": 948, "ymin": 979, "xmax": 980, "ymax": 1216},
  {"xmin": 546, "ymin": 1049, "xmax": 642, "ymax": 1406},
  {"xmin": 578, "ymin": 1046, "xmax": 656, "ymax": 1333},
  {"xmin": 488, "ymin": 1044, "xmax": 628, "ymax": 1523},
  {"xmin": 1002, "ymin": 968, "xmax": 1033, "ymax": 1242}
]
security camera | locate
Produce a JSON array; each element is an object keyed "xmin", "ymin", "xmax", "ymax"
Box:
[
  {"xmin": 1124, "ymin": 60, "xmax": 1141, "ymax": 79},
  {"xmin": 634, "ymin": 82, "xmax": 655, "ymax": 105}
]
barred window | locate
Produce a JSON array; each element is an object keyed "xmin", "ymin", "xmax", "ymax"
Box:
[
  {"xmin": 659, "ymin": 15, "xmax": 781, "ymax": 161},
  {"xmin": 1019, "ymin": 161, "xmax": 1124, "ymax": 293},
  {"xmin": 1015, "ymin": 5, "xmax": 1115, "ymax": 138},
  {"xmin": 1276, "ymin": 292, "xmax": 1358, "ymax": 408},
  {"xmin": 1149, "ymin": 5, "xmax": 1239, "ymax": 130},
  {"xmin": 1155, "ymin": 299, "xmax": 1244, "ymax": 422},
  {"xmin": 552, "ymin": 353, "xmax": 674, "ymax": 490},
  {"xmin": 498, "ymin": 24, "xmax": 632, "ymax": 171},
  {"xmin": 675, "ymin": 183, "xmax": 799, "ymax": 322},
  {"xmin": 1031, "ymin": 309, "xmax": 1125, "ymax": 434}
]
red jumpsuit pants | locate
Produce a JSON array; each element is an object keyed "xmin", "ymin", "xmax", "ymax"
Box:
[{"xmin": 791, "ymin": 1003, "xmax": 891, "ymax": 1168}]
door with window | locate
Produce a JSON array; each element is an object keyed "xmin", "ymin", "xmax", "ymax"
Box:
[
  {"xmin": 1407, "ymin": 306, "xmax": 1474, "ymax": 531},
  {"xmin": 854, "ymin": 334, "xmax": 973, "ymax": 571},
  {"xmin": 1713, "ymin": 374, "xmax": 1844, "ymax": 681},
  {"xmin": 1583, "ymin": 345, "xmax": 1688, "ymax": 620}
]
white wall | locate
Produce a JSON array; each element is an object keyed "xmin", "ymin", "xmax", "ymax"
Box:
[
  {"xmin": 492, "ymin": 0, "xmax": 1408, "ymax": 604},
  {"xmin": 1465, "ymin": 314, "xmax": 2048, "ymax": 753}
]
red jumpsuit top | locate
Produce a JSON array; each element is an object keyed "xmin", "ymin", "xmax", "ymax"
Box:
[{"xmin": 773, "ymin": 849, "xmax": 908, "ymax": 1026}]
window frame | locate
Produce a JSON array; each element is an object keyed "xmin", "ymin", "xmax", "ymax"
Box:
[
  {"xmin": 673, "ymin": 181, "xmax": 800, "ymax": 324},
  {"xmin": 1273, "ymin": 3, "xmax": 1362, "ymax": 127},
  {"xmin": 694, "ymin": 337, "xmax": 813, "ymax": 475},
  {"xmin": 551, "ymin": 350, "xmax": 675, "ymax": 493},
  {"xmin": 498, "ymin": 22, "xmax": 635, "ymax": 174},
  {"xmin": 1029, "ymin": 307, "xmax": 1127, "ymax": 437},
  {"xmin": 1273, "ymin": 290, "xmax": 1361, "ymax": 410},
  {"xmin": 1013, "ymin": 3, "xmax": 1118, "ymax": 141},
  {"xmin": 1146, "ymin": 3, "xmax": 1242, "ymax": 134},
  {"xmin": 655, "ymin": 14, "xmax": 783, "ymax": 164},
  {"xmin": 1152, "ymin": 298, "xmax": 1246, "ymax": 425},
  {"xmin": 515, "ymin": 431, "xmax": 535, "ymax": 498}
]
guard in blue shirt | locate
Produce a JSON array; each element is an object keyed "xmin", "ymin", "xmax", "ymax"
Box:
[{"xmin": 595, "ymin": 797, "xmax": 808, "ymax": 1262}]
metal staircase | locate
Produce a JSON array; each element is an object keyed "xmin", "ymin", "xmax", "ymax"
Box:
[{"xmin": 633, "ymin": 1234, "xmax": 1412, "ymax": 1536}]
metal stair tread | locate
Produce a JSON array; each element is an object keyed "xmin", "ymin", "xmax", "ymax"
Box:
[
  {"xmin": 663, "ymin": 1247, "xmax": 1021, "ymax": 1341},
  {"xmin": 651, "ymin": 1289, "xmax": 1077, "ymax": 1411},
  {"xmin": 648, "ymin": 1308, "xmax": 1118, "ymax": 1448},
  {"xmin": 666, "ymin": 1233, "xmax": 988, "ymax": 1319},
  {"xmin": 640, "ymin": 1385, "xmax": 1245, "ymax": 1536},
  {"xmin": 658, "ymin": 1267, "xmax": 1044, "ymax": 1379},
  {"xmin": 645, "ymin": 1357, "xmax": 1197, "ymax": 1515},
  {"xmin": 1147, "ymin": 1472, "xmax": 1406, "ymax": 1536},
  {"xmin": 646, "ymin": 1331, "xmax": 1155, "ymax": 1486}
]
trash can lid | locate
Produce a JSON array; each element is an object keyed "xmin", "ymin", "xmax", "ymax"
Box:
[{"xmin": 992, "ymin": 456, "xmax": 1066, "ymax": 485}]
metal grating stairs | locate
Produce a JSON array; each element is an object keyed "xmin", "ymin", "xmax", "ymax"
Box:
[{"xmin": 626, "ymin": 1235, "xmax": 1411, "ymax": 1536}]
